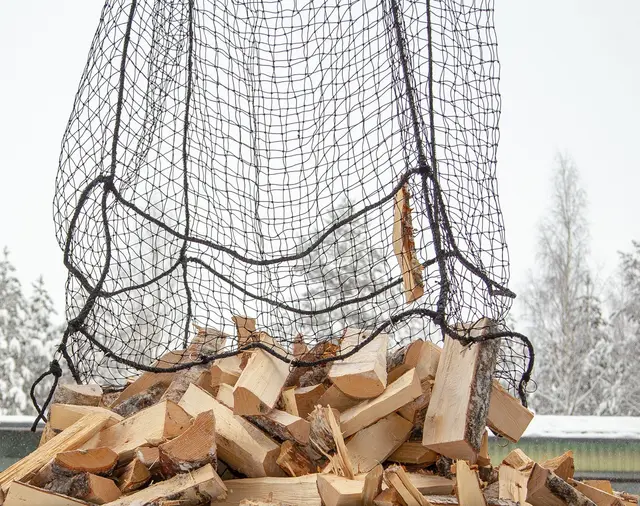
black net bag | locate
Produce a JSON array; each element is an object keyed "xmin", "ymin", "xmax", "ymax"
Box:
[{"xmin": 41, "ymin": 0, "xmax": 533, "ymax": 416}]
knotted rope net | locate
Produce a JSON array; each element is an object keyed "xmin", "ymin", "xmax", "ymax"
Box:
[{"xmin": 44, "ymin": 0, "xmax": 533, "ymax": 413}]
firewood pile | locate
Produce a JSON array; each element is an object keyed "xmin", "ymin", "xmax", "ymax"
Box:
[{"xmin": 0, "ymin": 318, "xmax": 637, "ymax": 506}]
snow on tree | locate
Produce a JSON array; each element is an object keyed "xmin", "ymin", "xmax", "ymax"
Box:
[
  {"xmin": 521, "ymin": 154, "xmax": 611, "ymax": 415},
  {"xmin": 0, "ymin": 249, "xmax": 60, "ymax": 415}
]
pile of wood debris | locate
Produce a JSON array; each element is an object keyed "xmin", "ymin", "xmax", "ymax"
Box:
[{"xmin": 0, "ymin": 317, "xmax": 637, "ymax": 506}]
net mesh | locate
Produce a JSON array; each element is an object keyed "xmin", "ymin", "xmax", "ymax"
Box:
[{"xmin": 46, "ymin": 0, "xmax": 533, "ymax": 407}]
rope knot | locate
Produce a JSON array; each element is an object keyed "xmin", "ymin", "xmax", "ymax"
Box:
[{"xmin": 49, "ymin": 359, "xmax": 63, "ymax": 378}]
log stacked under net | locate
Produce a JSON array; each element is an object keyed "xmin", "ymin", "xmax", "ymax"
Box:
[{"xmin": 1, "ymin": 319, "xmax": 637, "ymax": 506}]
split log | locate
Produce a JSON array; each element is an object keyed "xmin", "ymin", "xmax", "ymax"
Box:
[
  {"xmin": 0, "ymin": 412, "xmax": 113, "ymax": 494},
  {"xmin": 388, "ymin": 443, "xmax": 438, "ymax": 466},
  {"xmin": 294, "ymin": 384, "xmax": 326, "ymax": 419},
  {"xmin": 583, "ymin": 481, "xmax": 614, "ymax": 495},
  {"xmin": 232, "ymin": 315, "xmax": 257, "ymax": 347},
  {"xmin": 111, "ymin": 381, "xmax": 167, "ymax": 417},
  {"xmin": 416, "ymin": 497, "xmax": 519, "ymax": 506},
  {"xmin": 158, "ymin": 410, "xmax": 217, "ymax": 478},
  {"xmin": 276, "ymin": 440, "xmax": 314, "ymax": 476},
  {"xmin": 393, "ymin": 182, "xmax": 424, "ymax": 303},
  {"xmin": 374, "ymin": 488, "xmax": 402, "ymax": 506},
  {"xmin": 39, "ymin": 422, "xmax": 59, "ymax": 448},
  {"xmin": 161, "ymin": 364, "xmax": 210, "ymax": 404},
  {"xmin": 309, "ymin": 406, "xmax": 338, "ymax": 455},
  {"xmin": 53, "ymin": 383, "xmax": 102, "ymax": 407},
  {"xmin": 477, "ymin": 430, "xmax": 491, "ymax": 467},
  {"xmin": 498, "ymin": 465, "xmax": 529, "ymax": 505},
  {"xmin": 115, "ymin": 458, "xmax": 150, "ymax": 493},
  {"xmin": 406, "ymin": 474, "xmax": 454, "ymax": 495},
  {"xmin": 540, "ymin": 451, "xmax": 575, "ymax": 481},
  {"xmin": 81, "ymin": 400, "xmax": 192, "ymax": 461},
  {"xmin": 422, "ymin": 319, "xmax": 500, "ymax": 461},
  {"xmin": 455, "ymin": 460, "xmax": 487, "ymax": 506},
  {"xmin": 234, "ymin": 349, "xmax": 289, "ymax": 415},
  {"xmin": 44, "ymin": 472, "xmax": 121, "ymax": 504},
  {"xmin": 281, "ymin": 387, "xmax": 299, "ymax": 416},
  {"xmin": 569, "ymin": 479, "xmax": 624, "ymax": 506},
  {"xmin": 211, "ymin": 355, "xmax": 243, "ymax": 388},
  {"xmin": 102, "ymin": 463, "xmax": 227, "ymax": 505},
  {"xmin": 179, "ymin": 383, "xmax": 285, "ymax": 477},
  {"xmin": 292, "ymin": 334, "xmax": 309, "ymax": 359},
  {"xmin": 247, "ymin": 409, "xmax": 311, "ymax": 445},
  {"xmin": 49, "ymin": 404, "xmax": 123, "ymax": 432},
  {"xmin": 284, "ymin": 341, "xmax": 339, "ymax": 388},
  {"xmin": 217, "ymin": 382, "xmax": 235, "ymax": 409},
  {"xmin": 216, "ymin": 475, "xmax": 321, "ymax": 506},
  {"xmin": 194, "ymin": 369, "xmax": 218, "ymax": 396},
  {"xmin": 398, "ymin": 378, "xmax": 432, "ymax": 438},
  {"xmin": 388, "ymin": 340, "xmax": 425, "ymax": 383},
  {"xmin": 526, "ymin": 464, "xmax": 596, "ymax": 506},
  {"xmin": 363, "ymin": 465, "xmax": 384, "ymax": 506},
  {"xmin": 487, "ymin": 381, "xmax": 534, "ymax": 443},
  {"xmin": 415, "ymin": 342, "xmax": 442, "ymax": 382},
  {"xmin": 326, "ymin": 407, "xmax": 355, "ymax": 479},
  {"xmin": 317, "ymin": 474, "xmax": 365, "ymax": 506},
  {"xmin": 383, "ymin": 464, "xmax": 432, "ymax": 506},
  {"xmin": 501, "ymin": 448, "xmax": 534, "ymax": 473},
  {"xmin": 135, "ymin": 447, "xmax": 162, "ymax": 477},
  {"xmin": 345, "ymin": 413, "xmax": 412, "ymax": 474},
  {"xmin": 316, "ymin": 385, "xmax": 360, "ymax": 413},
  {"xmin": 187, "ymin": 325, "xmax": 229, "ymax": 357},
  {"xmin": 100, "ymin": 392, "xmax": 120, "ymax": 409},
  {"xmin": 110, "ymin": 349, "xmax": 187, "ymax": 406},
  {"xmin": 340, "ymin": 368, "xmax": 422, "ymax": 438},
  {"xmin": 3, "ymin": 481, "xmax": 89, "ymax": 506},
  {"xmin": 329, "ymin": 329, "xmax": 388, "ymax": 399}
]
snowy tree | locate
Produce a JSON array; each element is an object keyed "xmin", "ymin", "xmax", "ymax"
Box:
[
  {"xmin": 522, "ymin": 154, "xmax": 610, "ymax": 415},
  {"xmin": 0, "ymin": 249, "xmax": 61, "ymax": 415},
  {"xmin": 596, "ymin": 243, "xmax": 640, "ymax": 415}
]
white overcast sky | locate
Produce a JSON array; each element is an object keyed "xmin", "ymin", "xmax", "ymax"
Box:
[{"xmin": 0, "ymin": 1, "xmax": 638, "ymax": 318}]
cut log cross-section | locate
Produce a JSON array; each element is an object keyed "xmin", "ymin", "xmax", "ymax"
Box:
[
  {"xmin": 316, "ymin": 385, "xmax": 360, "ymax": 413},
  {"xmin": 30, "ymin": 447, "xmax": 119, "ymax": 489},
  {"xmin": 234, "ymin": 349, "xmax": 290, "ymax": 416},
  {"xmin": 422, "ymin": 319, "xmax": 500, "ymax": 461},
  {"xmin": 340, "ymin": 367, "xmax": 422, "ymax": 438},
  {"xmin": 540, "ymin": 451, "xmax": 575, "ymax": 482},
  {"xmin": 179, "ymin": 383, "xmax": 285, "ymax": 478},
  {"xmin": 329, "ymin": 328, "xmax": 388, "ymax": 399}
]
